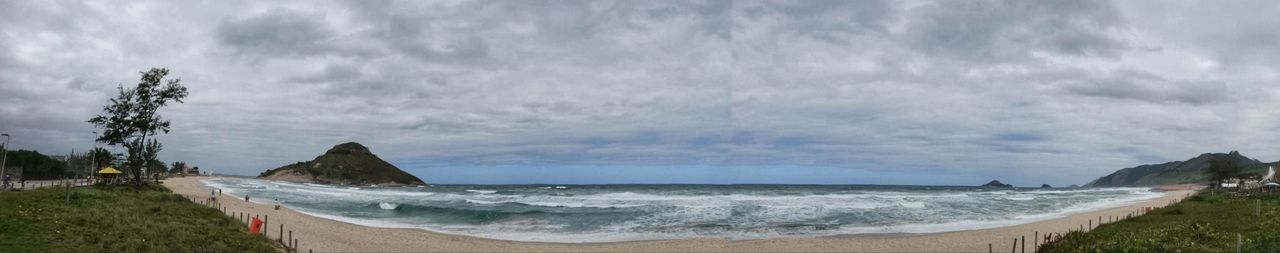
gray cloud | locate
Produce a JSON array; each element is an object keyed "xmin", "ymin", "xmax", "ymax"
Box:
[
  {"xmin": 216, "ymin": 8, "xmax": 338, "ymax": 58},
  {"xmin": 902, "ymin": 0, "xmax": 1129, "ymax": 61},
  {"xmin": 728, "ymin": 0, "xmax": 1280, "ymax": 185},
  {"xmin": 1, "ymin": 0, "xmax": 1277, "ymax": 186},
  {"xmin": 1063, "ymin": 69, "xmax": 1229, "ymax": 105}
]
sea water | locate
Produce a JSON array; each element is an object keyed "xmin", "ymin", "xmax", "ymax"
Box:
[{"xmin": 203, "ymin": 178, "xmax": 1161, "ymax": 242}]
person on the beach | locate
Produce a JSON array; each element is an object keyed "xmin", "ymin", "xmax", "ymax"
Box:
[{"xmin": 2, "ymin": 174, "xmax": 10, "ymax": 190}]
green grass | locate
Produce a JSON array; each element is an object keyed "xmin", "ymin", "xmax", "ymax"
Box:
[
  {"xmin": 1040, "ymin": 191, "xmax": 1280, "ymax": 253},
  {"xmin": 0, "ymin": 184, "xmax": 281, "ymax": 253}
]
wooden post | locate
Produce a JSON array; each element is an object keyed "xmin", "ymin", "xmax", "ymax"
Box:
[
  {"xmin": 264, "ymin": 215, "xmax": 269, "ymax": 236},
  {"xmin": 1089, "ymin": 220, "xmax": 1092, "ymax": 230},
  {"xmin": 289, "ymin": 230, "xmax": 293, "ymax": 249},
  {"xmin": 1034, "ymin": 231, "xmax": 1038, "ymax": 249},
  {"xmin": 1021, "ymin": 235, "xmax": 1025, "ymax": 253},
  {"xmin": 989, "ymin": 243, "xmax": 993, "ymax": 253},
  {"xmin": 279, "ymin": 224, "xmax": 284, "ymax": 243},
  {"xmin": 1011, "ymin": 238, "xmax": 1017, "ymax": 253}
]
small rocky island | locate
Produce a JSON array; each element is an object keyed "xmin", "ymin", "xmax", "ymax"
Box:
[
  {"xmin": 258, "ymin": 142, "xmax": 425, "ymax": 186},
  {"xmin": 981, "ymin": 180, "xmax": 1013, "ymax": 188}
]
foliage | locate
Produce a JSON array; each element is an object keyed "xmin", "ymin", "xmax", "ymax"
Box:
[
  {"xmin": 1204, "ymin": 158, "xmax": 1244, "ymax": 185},
  {"xmin": 0, "ymin": 185, "xmax": 280, "ymax": 252},
  {"xmin": 169, "ymin": 161, "xmax": 187, "ymax": 174},
  {"xmin": 88, "ymin": 147, "xmax": 114, "ymax": 171},
  {"xmin": 2, "ymin": 150, "xmax": 67, "ymax": 180},
  {"xmin": 65, "ymin": 151, "xmax": 93, "ymax": 178},
  {"xmin": 146, "ymin": 157, "xmax": 168, "ymax": 177},
  {"xmin": 1039, "ymin": 191, "xmax": 1280, "ymax": 253},
  {"xmin": 88, "ymin": 68, "xmax": 188, "ymax": 186}
]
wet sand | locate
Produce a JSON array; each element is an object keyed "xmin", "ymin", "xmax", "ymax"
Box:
[{"xmin": 164, "ymin": 176, "xmax": 1192, "ymax": 253}]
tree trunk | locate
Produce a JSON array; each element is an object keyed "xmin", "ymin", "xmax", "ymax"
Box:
[{"xmin": 133, "ymin": 133, "xmax": 148, "ymax": 187}]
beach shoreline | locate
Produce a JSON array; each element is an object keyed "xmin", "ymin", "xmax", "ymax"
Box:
[{"xmin": 165, "ymin": 176, "xmax": 1193, "ymax": 252}]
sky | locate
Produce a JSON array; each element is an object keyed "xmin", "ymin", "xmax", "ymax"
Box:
[{"xmin": 2, "ymin": 0, "xmax": 1279, "ymax": 186}]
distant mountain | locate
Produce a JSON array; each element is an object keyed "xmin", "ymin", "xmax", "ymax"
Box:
[
  {"xmin": 258, "ymin": 142, "xmax": 425, "ymax": 186},
  {"xmin": 1086, "ymin": 151, "xmax": 1273, "ymax": 187}
]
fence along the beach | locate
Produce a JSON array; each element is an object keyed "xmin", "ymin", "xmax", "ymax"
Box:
[
  {"xmin": 182, "ymin": 192, "xmax": 307, "ymax": 253},
  {"xmin": 1026, "ymin": 197, "xmax": 1193, "ymax": 252}
]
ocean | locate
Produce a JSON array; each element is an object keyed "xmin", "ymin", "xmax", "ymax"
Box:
[{"xmin": 202, "ymin": 178, "xmax": 1161, "ymax": 242}]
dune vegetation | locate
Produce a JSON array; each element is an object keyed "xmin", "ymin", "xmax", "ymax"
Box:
[
  {"xmin": 1040, "ymin": 191, "xmax": 1280, "ymax": 252},
  {"xmin": 0, "ymin": 184, "xmax": 279, "ymax": 253}
]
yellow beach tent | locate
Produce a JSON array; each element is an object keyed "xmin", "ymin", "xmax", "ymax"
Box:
[
  {"xmin": 96, "ymin": 167, "xmax": 123, "ymax": 184},
  {"xmin": 97, "ymin": 167, "xmax": 123, "ymax": 174}
]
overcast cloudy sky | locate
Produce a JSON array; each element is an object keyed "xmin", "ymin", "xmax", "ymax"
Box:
[{"xmin": 2, "ymin": 0, "xmax": 1278, "ymax": 185}]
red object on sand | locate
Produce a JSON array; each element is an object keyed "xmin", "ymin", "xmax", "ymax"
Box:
[{"xmin": 250, "ymin": 216, "xmax": 264, "ymax": 234}]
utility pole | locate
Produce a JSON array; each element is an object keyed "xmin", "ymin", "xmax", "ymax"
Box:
[{"xmin": 1, "ymin": 133, "xmax": 10, "ymax": 191}]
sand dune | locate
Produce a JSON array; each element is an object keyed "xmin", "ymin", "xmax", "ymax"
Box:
[{"xmin": 165, "ymin": 176, "xmax": 1191, "ymax": 253}]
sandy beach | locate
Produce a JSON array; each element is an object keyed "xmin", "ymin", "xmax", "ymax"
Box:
[{"xmin": 164, "ymin": 176, "xmax": 1193, "ymax": 253}]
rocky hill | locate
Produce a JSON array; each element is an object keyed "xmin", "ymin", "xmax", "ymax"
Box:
[
  {"xmin": 1086, "ymin": 151, "xmax": 1272, "ymax": 187},
  {"xmin": 258, "ymin": 142, "xmax": 425, "ymax": 186},
  {"xmin": 981, "ymin": 180, "xmax": 1013, "ymax": 187}
]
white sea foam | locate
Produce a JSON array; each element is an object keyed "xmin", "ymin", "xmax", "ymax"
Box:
[
  {"xmin": 303, "ymin": 183, "xmax": 335, "ymax": 188},
  {"xmin": 465, "ymin": 199, "xmax": 501, "ymax": 205},
  {"xmin": 203, "ymin": 178, "xmax": 1168, "ymax": 243},
  {"xmin": 519, "ymin": 201, "xmax": 647, "ymax": 208}
]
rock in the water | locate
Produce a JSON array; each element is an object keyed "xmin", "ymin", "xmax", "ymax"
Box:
[
  {"xmin": 258, "ymin": 142, "xmax": 425, "ymax": 186},
  {"xmin": 981, "ymin": 180, "xmax": 1013, "ymax": 188},
  {"xmin": 1041, "ymin": 184, "xmax": 1052, "ymax": 188}
]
